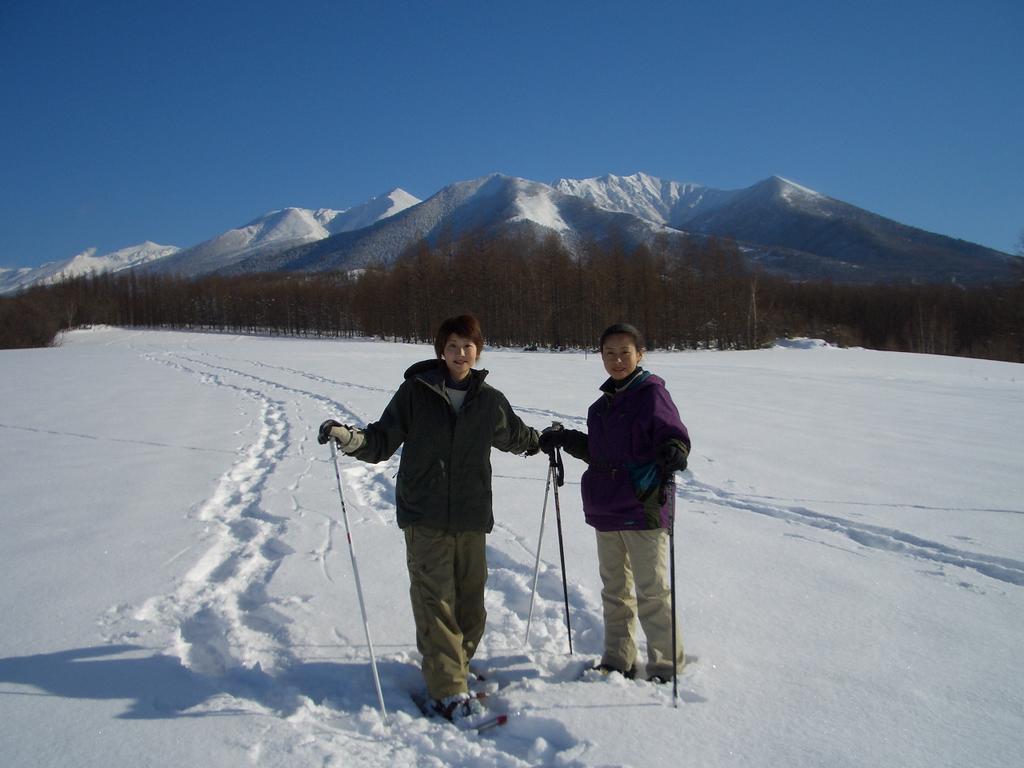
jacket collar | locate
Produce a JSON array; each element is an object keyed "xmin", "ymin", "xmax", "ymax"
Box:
[
  {"xmin": 405, "ymin": 359, "xmax": 488, "ymax": 394},
  {"xmin": 599, "ymin": 367, "xmax": 651, "ymax": 396}
]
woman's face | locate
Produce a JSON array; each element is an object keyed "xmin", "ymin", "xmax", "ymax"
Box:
[
  {"xmin": 601, "ymin": 333, "xmax": 644, "ymax": 381},
  {"xmin": 442, "ymin": 333, "xmax": 478, "ymax": 381}
]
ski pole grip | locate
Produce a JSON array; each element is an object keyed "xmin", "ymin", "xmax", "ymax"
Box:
[{"xmin": 546, "ymin": 421, "xmax": 566, "ymax": 486}]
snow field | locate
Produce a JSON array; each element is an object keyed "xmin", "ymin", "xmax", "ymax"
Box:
[{"xmin": 1, "ymin": 327, "xmax": 1021, "ymax": 767}]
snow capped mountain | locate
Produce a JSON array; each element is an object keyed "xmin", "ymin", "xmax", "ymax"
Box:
[
  {"xmin": 236, "ymin": 174, "xmax": 663, "ymax": 274},
  {"xmin": 555, "ymin": 172, "xmax": 700, "ymax": 225},
  {"xmin": 553, "ymin": 172, "xmax": 845, "ymax": 229},
  {"xmin": 62, "ymin": 242, "xmax": 182, "ymax": 276},
  {"xmin": 0, "ymin": 189, "xmax": 421, "ymax": 291},
  {"xmin": 245, "ymin": 208, "xmax": 335, "ymax": 244},
  {"xmin": 773, "ymin": 175, "xmax": 827, "ymax": 204},
  {"xmin": 143, "ymin": 189, "xmax": 420, "ymax": 278},
  {"xmin": 138, "ymin": 209, "xmax": 327, "ymax": 278},
  {"xmin": 320, "ymin": 188, "xmax": 421, "ymax": 234},
  {"xmin": 0, "ymin": 242, "xmax": 180, "ymax": 295},
  {"xmin": 4, "ymin": 175, "xmax": 1015, "ymax": 291},
  {"xmin": 552, "ymin": 173, "xmax": 1015, "ymax": 282},
  {"xmin": 0, "ymin": 267, "xmax": 35, "ymax": 295},
  {"xmin": 669, "ymin": 174, "xmax": 839, "ymax": 239},
  {"xmin": 218, "ymin": 172, "xmax": 1015, "ymax": 284},
  {"xmin": 553, "ymin": 172, "xmax": 738, "ymax": 228},
  {"xmin": 508, "ymin": 177, "xmax": 571, "ymax": 232},
  {"xmin": 229, "ymin": 174, "xmax": 523, "ymax": 273}
]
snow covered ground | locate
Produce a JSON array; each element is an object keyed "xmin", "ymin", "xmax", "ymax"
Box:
[{"xmin": 1, "ymin": 327, "xmax": 1021, "ymax": 768}]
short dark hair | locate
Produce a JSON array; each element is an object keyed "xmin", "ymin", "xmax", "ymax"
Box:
[
  {"xmin": 599, "ymin": 322, "xmax": 646, "ymax": 352},
  {"xmin": 435, "ymin": 314, "xmax": 485, "ymax": 359}
]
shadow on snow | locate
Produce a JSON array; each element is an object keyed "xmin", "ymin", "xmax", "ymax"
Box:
[{"xmin": 0, "ymin": 643, "xmax": 391, "ymax": 720}]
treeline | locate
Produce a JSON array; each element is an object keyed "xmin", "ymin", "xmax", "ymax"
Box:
[{"xmin": 3, "ymin": 231, "xmax": 1023, "ymax": 362}]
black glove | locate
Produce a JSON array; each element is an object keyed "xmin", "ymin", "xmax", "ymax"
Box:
[
  {"xmin": 538, "ymin": 424, "xmax": 566, "ymax": 455},
  {"xmin": 318, "ymin": 419, "xmax": 342, "ymax": 445},
  {"xmin": 656, "ymin": 441, "xmax": 688, "ymax": 473}
]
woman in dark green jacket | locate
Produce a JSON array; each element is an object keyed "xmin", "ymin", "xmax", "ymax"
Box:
[{"xmin": 319, "ymin": 314, "xmax": 538, "ymax": 725}]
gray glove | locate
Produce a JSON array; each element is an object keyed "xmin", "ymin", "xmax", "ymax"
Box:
[{"xmin": 318, "ymin": 419, "xmax": 365, "ymax": 453}]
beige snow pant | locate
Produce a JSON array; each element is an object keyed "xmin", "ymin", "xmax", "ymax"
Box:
[
  {"xmin": 404, "ymin": 525, "xmax": 487, "ymax": 700},
  {"xmin": 596, "ymin": 528, "xmax": 684, "ymax": 678}
]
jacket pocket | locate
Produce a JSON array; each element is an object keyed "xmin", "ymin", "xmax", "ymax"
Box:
[{"xmin": 628, "ymin": 461, "xmax": 661, "ymax": 503}]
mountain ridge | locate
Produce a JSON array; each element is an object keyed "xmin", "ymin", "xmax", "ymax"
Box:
[
  {"xmin": 0, "ymin": 241, "xmax": 181, "ymax": 294},
  {"xmin": 232, "ymin": 174, "xmax": 664, "ymax": 275},
  {"xmin": 3, "ymin": 174, "xmax": 1016, "ymax": 294}
]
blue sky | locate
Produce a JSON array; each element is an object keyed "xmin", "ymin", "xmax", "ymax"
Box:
[{"xmin": 2, "ymin": 0, "xmax": 1021, "ymax": 269}]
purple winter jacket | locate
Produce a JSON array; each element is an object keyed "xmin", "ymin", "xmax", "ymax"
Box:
[{"xmin": 578, "ymin": 369, "xmax": 690, "ymax": 531}]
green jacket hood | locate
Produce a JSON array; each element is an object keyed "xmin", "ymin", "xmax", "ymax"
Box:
[
  {"xmin": 404, "ymin": 359, "xmax": 444, "ymax": 380},
  {"xmin": 404, "ymin": 359, "xmax": 490, "ymax": 388}
]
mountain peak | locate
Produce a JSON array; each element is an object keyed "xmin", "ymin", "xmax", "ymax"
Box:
[
  {"xmin": 553, "ymin": 172, "xmax": 715, "ymax": 228},
  {"xmin": 382, "ymin": 188, "xmax": 420, "ymax": 209},
  {"xmin": 555, "ymin": 173, "xmax": 675, "ymax": 225},
  {"xmin": 241, "ymin": 207, "xmax": 330, "ymax": 243},
  {"xmin": 322, "ymin": 188, "xmax": 421, "ymax": 234},
  {"xmin": 755, "ymin": 175, "xmax": 824, "ymax": 200}
]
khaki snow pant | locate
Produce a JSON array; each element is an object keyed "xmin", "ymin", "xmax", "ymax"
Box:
[
  {"xmin": 404, "ymin": 525, "xmax": 487, "ymax": 700},
  {"xmin": 596, "ymin": 528, "xmax": 684, "ymax": 679}
]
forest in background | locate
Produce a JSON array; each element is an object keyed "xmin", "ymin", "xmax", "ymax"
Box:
[{"xmin": 2, "ymin": 231, "xmax": 1023, "ymax": 362}]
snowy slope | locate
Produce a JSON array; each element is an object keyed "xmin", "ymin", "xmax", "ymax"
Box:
[
  {"xmin": 1, "ymin": 329, "xmax": 1022, "ymax": 768},
  {"xmin": 147, "ymin": 207, "xmax": 337, "ymax": 277},
  {"xmin": 250, "ymin": 174, "xmax": 664, "ymax": 273},
  {"xmin": 1, "ymin": 190, "xmax": 422, "ymax": 291},
  {"xmin": 0, "ymin": 267, "xmax": 33, "ymax": 295},
  {"xmin": 554, "ymin": 172, "xmax": 1017, "ymax": 283},
  {"xmin": 145, "ymin": 190, "xmax": 420, "ymax": 278},
  {"xmin": 0, "ymin": 242, "xmax": 180, "ymax": 295},
  {"xmin": 322, "ymin": 188, "xmax": 422, "ymax": 234},
  {"xmin": 553, "ymin": 172, "xmax": 835, "ymax": 226},
  {"xmin": 553, "ymin": 172, "xmax": 739, "ymax": 228}
]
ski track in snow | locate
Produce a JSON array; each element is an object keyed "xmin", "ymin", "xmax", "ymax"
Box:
[
  {"xmin": 93, "ymin": 341, "xmax": 1020, "ymax": 765},
  {"xmin": 107, "ymin": 344, "xmax": 608, "ymax": 765},
  {"xmin": 129, "ymin": 349, "xmax": 297, "ymax": 677},
  {"xmin": 679, "ymin": 479, "xmax": 1024, "ymax": 587}
]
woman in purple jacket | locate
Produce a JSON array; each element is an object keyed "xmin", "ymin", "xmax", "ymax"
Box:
[{"xmin": 540, "ymin": 323, "xmax": 690, "ymax": 682}]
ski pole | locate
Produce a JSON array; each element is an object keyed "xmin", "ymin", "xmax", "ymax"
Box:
[
  {"xmin": 549, "ymin": 444, "xmax": 573, "ymax": 655},
  {"xmin": 663, "ymin": 475, "xmax": 679, "ymax": 708},
  {"xmin": 524, "ymin": 455, "xmax": 553, "ymax": 646},
  {"xmin": 329, "ymin": 440, "xmax": 388, "ymax": 725}
]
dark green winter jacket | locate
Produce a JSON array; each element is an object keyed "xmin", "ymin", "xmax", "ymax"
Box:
[{"xmin": 351, "ymin": 359, "xmax": 539, "ymax": 533}]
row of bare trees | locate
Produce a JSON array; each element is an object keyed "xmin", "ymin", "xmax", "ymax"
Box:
[
  {"xmin": 346, "ymin": 232, "xmax": 759, "ymax": 350},
  {"xmin": 3, "ymin": 231, "xmax": 1023, "ymax": 361}
]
